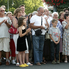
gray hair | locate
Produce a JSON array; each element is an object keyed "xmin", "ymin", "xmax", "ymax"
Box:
[
  {"xmin": 52, "ymin": 12, "xmax": 59, "ymax": 17},
  {"xmin": 32, "ymin": 11, "xmax": 38, "ymax": 15},
  {"xmin": 37, "ymin": 6, "xmax": 44, "ymax": 11}
]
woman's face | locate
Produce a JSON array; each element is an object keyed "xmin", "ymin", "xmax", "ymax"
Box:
[
  {"xmin": 60, "ymin": 13, "xmax": 65, "ymax": 19},
  {"xmin": 53, "ymin": 14, "xmax": 58, "ymax": 20},
  {"xmin": 66, "ymin": 15, "xmax": 69, "ymax": 21},
  {"xmin": 17, "ymin": 11, "xmax": 22, "ymax": 17},
  {"xmin": 7, "ymin": 13, "xmax": 12, "ymax": 20}
]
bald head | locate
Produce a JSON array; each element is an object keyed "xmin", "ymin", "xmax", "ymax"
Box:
[
  {"xmin": 37, "ymin": 7, "xmax": 44, "ymax": 16},
  {"xmin": 0, "ymin": 7, "xmax": 5, "ymax": 11}
]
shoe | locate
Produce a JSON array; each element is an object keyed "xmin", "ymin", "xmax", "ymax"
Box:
[
  {"xmin": 52, "ymin": 60, "xmax": 56, "ymax": 64},
  {"xmin": 16, "ymin": 63, "xmax": 19, "ymax": 66},
  {"xmin": 19, "ymin": 64, "xmax": 26, "ymax": 67},
  {"xmin": 0, "ymin": 58, "xmax": 2, "ymax": 65},
  {"xmin": 41, "ymin": 62, "xmax": 46, "ymax": 64},
  {"xmin": 64, "ymin": 60, "xmax": 67, "ymax": 63},
  {"xmin": 6, "ymin": 61, "xmax": 10, "ymax": 65},
  {"xmin": 24, "ymin": 63, "xmax": 29, "ymax": 67},
  {"xmin": 27, "ymin": 62, "xmax": 33, "ymax": 66},
  {"xmin": 56, "ymin": 60, "xmax": 60, "ymax": 64},
  {"xmin": 36, "ymin": 62, "xmax": 41, "ymax": 66},
  {"xmin": 12, "ymin": 60, "xmax": 16, "ymax": 64},
  {"xmin": 0, "ymin": 62, "xmax": 2, "ymax": 65}
]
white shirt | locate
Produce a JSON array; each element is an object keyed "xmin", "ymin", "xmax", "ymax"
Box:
[
  {"xmin": 44, "ymin": 15, "xmax": 53, "ymax": 26},
  {"xmin": 30, "ymin": 15, "xmax": 47, "ymax": 35},
  {"xmin": 0, "ymin": 16, "xmax": 12, "ymax": 38}
]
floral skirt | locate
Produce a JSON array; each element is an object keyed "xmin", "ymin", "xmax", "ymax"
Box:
[{"xmin": 63, "ymin": 31, "xmax": 69, "ymax": 55}]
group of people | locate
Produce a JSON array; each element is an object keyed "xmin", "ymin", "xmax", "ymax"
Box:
[{"xmin": 0, "ymin": 4, "xmax": 69, "ymax": 67}]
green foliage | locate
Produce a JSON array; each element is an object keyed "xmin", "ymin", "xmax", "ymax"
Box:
[
  {"xmin": 0, "ymin": 0, "xmax": 43, "ymax": 14},
  {"xmin": 9, "ymin": 7, "xmax": 15, "ymax": 13},
  {"xmin": 24, "ymin": 0, "xmax": 43, "ymax": 14}
]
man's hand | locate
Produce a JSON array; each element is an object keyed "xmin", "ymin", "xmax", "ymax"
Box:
[
  {"xmin": 0, "ymin": 20, "xmax": 6, "ymax": 26},
  {"xmin": 40, "ymin": 26, "xmax": 45, "ymax": 29}
]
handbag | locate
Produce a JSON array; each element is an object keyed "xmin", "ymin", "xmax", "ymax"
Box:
[
  {"xmin": 35, "ymin": 17, "xmax": 43, "ymax": 36},
  {"xmin": 45, "ymin": 31, "xmax": 50, "ymax": 39},
  {"xmin": 35, "ymin": 29, "xmax": 42, "ymax": 36},
  {"xmin": 8, "ymin": 24, "xmax": 18, "ymax": 34}
]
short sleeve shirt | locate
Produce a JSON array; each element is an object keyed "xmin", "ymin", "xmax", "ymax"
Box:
[
  {"xmin": 30, "ymin": 15, "xmax": 47, "ymax": 35},
  {"xmin": 49, "ymin": 27, "xmax": 61, "ymax": 41}
]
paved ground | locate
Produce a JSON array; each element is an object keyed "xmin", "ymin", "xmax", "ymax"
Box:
[{"xmin": 0, "ymin": 62, "xmax": 69, "ymax": 69}]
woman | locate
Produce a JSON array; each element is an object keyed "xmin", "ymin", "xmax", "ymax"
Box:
[
  {"xmin": 13, "ymin": 8, "xmax": 22, "ymax": 66},
  {"xmin": 6, "ymin": 11, "xmax": 16, "ymax": 64},
  {"xmin": 62, "ymin": 13, "xmax": 69, "ymax": 63},
  {"xmin": 59, "ymin": 11, "xmax": 65, "ymax": 62}
]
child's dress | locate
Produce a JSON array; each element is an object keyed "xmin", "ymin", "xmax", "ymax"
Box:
[{"xmin": 17, "ymin": 29, "xmax": 27, "ymax": 51}]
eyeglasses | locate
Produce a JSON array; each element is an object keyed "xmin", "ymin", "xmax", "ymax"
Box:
[{"xmin": 0, "ymin": 10, "xmax": 5, "ymax": 12}]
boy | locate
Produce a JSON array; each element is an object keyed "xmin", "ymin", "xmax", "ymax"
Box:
[{"xmin": 49, "ymin": 19, "xmax": 61, "ymax": 64}]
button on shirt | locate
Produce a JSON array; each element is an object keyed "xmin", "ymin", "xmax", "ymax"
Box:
[{"xmin": 49, "ymin": 27, "xmax": 61, "ymax": 41}]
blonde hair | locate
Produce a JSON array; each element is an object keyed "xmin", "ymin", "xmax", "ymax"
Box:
[
  {"xmin": 6, "ymin": 11, "xmax": 12, "ymax": 16},
  {"xmin": 14, "ymin": 8, "xmax": 22, "ymax": 16}
]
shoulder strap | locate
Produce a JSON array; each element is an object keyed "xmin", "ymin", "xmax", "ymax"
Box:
[
  {"xmin": 15, "ymin": 17, "xmax": 18, "ymax": 20},
  {"xmin": 41, "ymin": 17, "xmax": 43, "ymax": 26}
]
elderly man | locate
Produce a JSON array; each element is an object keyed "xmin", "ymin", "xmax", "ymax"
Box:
[
  {"xmin": 30, "ymin": 7, "xmax": 48, "ymax": 65},
  {"xmin": 0, "ymin": 7, "xmax": 11, "ymax": 65}
]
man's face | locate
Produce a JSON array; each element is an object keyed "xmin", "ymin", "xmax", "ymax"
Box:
[
  {"xmin": 39, "ymin": 8, "xmax": 44, "ymax": 16},
  {"xmin": 20, "ymin": 6, "xmax": 25, "ymax": 13},
  {"xmin": 0, "ymin": 8, "xmax": 5, "ymax": 15},
  {"xmin": 44, "ymin": 9, "xmax": 49, "ymax": 15}
]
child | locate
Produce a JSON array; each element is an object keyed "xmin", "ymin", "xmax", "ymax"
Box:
[
  {"xmin": 17, "ymin": 16, "xmax": 31, "ymax": 67},
  {"xmin": 49, "ymin": 19, "xmax": 61, "ymax": 64}
]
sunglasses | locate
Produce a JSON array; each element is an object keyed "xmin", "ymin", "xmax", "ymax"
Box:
[{"xmin": 0, "ymin": 10, "xmax": 5, "ymax": 12}]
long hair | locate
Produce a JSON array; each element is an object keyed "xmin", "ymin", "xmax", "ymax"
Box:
[{"xmin": 18, "ymin": 16, "xmax": 26, "ymax": 27}]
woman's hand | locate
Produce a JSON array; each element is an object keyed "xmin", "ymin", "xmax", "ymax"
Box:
[{"xmin": 26, "ymin": 28, "xmax": 31, "ymax": 33}]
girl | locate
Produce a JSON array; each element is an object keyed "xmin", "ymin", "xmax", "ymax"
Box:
[{"xmin": 17, "ymin": 16, "xmax": 31, "ymax": 67}]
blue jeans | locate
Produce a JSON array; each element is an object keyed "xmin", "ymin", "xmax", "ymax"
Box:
[
  {"xmin": 50, "ymin": 41, "xmax": 59, "ymax": 61},
  {"xmin": 32, "ymin": 35, "xmax": 45, "ymax": 64}
]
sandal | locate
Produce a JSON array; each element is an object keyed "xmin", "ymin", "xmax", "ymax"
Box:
[
  {"xmin": 16, "ymin": 63, "xmax": 19, "ymax": 66},
  {"xmin": 27, "ymin": 62, "xmax": 33, "ymax": 66}
]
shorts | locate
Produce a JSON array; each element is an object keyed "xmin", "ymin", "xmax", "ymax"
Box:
[{"xmin": 0, "ymin": 38, "xmax": 10, "ymax": 52}]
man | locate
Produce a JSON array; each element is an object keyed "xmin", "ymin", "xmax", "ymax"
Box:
[
  {"xmin": 19, "ymin": 4, "xmax": 26, "ymax": 16},
  {"xmin": 44, "ymin": 9, "xmax": 52, "ymax": 26},
  {"xmin": 30, "ymin": 7, "xmax": 48, "ymax": 65},
  {"xmin": 0, "ymin": 7, "xmax": 11, "ymax": 65}
]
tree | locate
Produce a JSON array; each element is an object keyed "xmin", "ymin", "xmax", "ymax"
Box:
[
  {"xmin": 0, "ymin": 0, "xmax": 43, "ymax": 14},
  {"xmin": 24, "ymin": 0, "xmax": 43, "ymax": 14}
]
